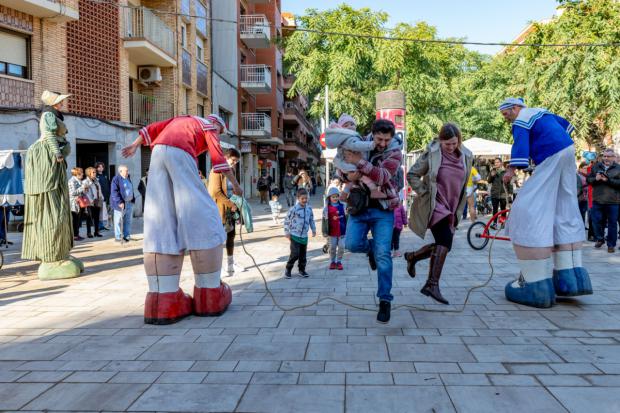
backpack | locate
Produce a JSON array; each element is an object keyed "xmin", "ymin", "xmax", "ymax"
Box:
[{"xmin": 346, "ymin": 187, "xmax": 369, "ymax": 216}]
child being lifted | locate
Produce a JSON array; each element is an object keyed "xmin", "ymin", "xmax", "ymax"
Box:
[{"xmin": 325, "ymin": 114, "xmax": 398, "ymax": 203}]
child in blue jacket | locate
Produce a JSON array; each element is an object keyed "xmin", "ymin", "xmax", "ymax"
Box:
[{"xmin": 283, "ymin": 188, "xmax": 316, "ymax": 278}]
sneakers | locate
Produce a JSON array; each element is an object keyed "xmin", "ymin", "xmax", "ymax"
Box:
[
  {"xmin": 284, "ymin": 270, "xmax": 292, "ymax": 279},
  {"xmin": 329, "ymin": 262, "xmax": 337, "ymax": 270},
  {"xmin": 368, "ymin": 249, "xmax": 377, "ymax": 271},
  {"xmin": 336, "ymin": 262, "xmax": 343, "ymax": 271},
  {"xmin": 608, "ymin": 247, "xmax": 615, "ymax": 253},
  {"xmin": 377, "ymin": 300, "xmax": 391, "ymax": 324},
  {"xmin": 298, "ymin": 270, "xmax": 309, "ymax": 278},
  {"xmin": 594, "ymin": 241, "xmax": 604, "ymax": 249}
]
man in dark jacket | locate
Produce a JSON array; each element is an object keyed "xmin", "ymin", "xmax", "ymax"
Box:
[
  {"xmin": 586, "ymin": 148, "xmax": 620, "ymax": 252},
  {"xmin": 95, "ymin": 162, "xmax": 111, "ymax": 231},
  {"xmin": 110, "ymin": 165, "xmax": 136, "ymax": 242},
  {"xmin": 282, "ymin": 169, "xmax": 297, "ymax": 207},
  {"xmin": 138, "ymin": 169, "xmax": 148, "ymax": 214},
  {"xmin": 488, "ymin": 157, "xmax": 509, "ymax": 229}
]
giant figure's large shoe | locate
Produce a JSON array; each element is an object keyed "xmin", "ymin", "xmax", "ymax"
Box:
[
  {"xmin": 505, "ymin": 276, "xmax": 556, "ymax": 308},
  {"xmin": 553, "ymin": 267, "xmax": 593, "ymax": 297},
  {"xmin": 193, "ymin": 282, "xmax": 232, "ymax": 316},
  {"xmin": 144, "ymin": 289, "xmax": 193, "ymax": 325},
  {"xmin": 38, "ymin": 259, "xmax": 82, "ymax": 280}
]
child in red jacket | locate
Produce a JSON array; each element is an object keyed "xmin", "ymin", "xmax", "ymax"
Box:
[{"xmin": 322, "ymin": 186, "xmax": 347, "ymax": 270}]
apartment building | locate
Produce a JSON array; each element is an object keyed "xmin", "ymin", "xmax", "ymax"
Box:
[
  {"xmin": 237, "ymin": 0, "xmax": 284, "ymax": 197},
  {"xmin": 0, "ymin": 0, "xmax": 225, "ymax": 210},
  {"xmin": 280, "ymin": 12, "xmax": 320, "ymax": 183}
]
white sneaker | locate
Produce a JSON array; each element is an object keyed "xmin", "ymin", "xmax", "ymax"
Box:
[{"xmin": 233, "ymin": 263, "xmax": 245, "ymax": 273}]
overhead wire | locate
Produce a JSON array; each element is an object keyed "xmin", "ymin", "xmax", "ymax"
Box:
[{"xmin": 88, "ymin": 1, "xmax": 620, "ymax": 49}]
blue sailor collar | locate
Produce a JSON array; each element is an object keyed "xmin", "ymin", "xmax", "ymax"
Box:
[{"xmin": 513, "ymin": 108, "xmax": 550, "ymax": 130}]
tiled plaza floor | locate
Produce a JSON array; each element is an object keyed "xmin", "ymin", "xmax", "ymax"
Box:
[{"xmin": 0, "ymin": 197, "xmax": 619, "ymax": 412}]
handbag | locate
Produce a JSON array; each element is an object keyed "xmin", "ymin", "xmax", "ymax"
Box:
[
  {"xmin": 346, "ymin": 187, "xmax": 369, "ymax": 216},
  {"xmin": 77, "ymin": 195, "xmax": 90, "ymax": 208}
]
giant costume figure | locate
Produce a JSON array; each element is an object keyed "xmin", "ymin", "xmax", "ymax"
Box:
[
  {"xmin": 499, "ymin": 98, "xmax": 592, "ymax": 308},
  {"xmin": 22, "ymin": 91, "xmax": 83, "ymax": 280},
  {"xmin": 122, "ymin": 114, "xmax": 241, "ymax": 324}
]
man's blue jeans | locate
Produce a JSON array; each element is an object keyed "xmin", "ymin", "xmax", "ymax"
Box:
[
  {"xmin": 114, "ymin": 203, "xmax": 133, "ymax": 240},
  {"xmin": 345, "ymin": 207, "xmax": 394, "ymax": 302},
  {"xmin": 591, "ymin": 202, "xmax": 619, "ymax": 247}
]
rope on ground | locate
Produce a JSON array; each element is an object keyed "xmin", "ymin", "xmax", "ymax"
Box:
[{"xmin": 238, "ymin": 200, "xmax": 501, "ymax": 314}]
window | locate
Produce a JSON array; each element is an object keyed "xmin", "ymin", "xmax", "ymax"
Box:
[
  {"xmin": 195, "ymin": 36, "xmax": 204, "ymax": 62},
  {"xmin": 218, "ymin": 107, "xmax": 231, "ymax": 130},
  {"xmin": 185, "ymin": 89, "xmax": 190, "ymax": 114},
  {"xmin": 197, "ymin": 103, "xmax": 204, "ymax": 117},
  {"xmin": 181, "ymin": 24, "xmax": 188, "ymax": 48},
  {"xmin": 195, "ymin": 0, "xmax": 208, "ymax": 37},
  {"xmin": 0, "ymin": 29, "xmax": 29, "ymax": 79}
]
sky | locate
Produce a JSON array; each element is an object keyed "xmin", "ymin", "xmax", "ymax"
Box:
[{"xmin": 282, "ymin": 0, "xmax": 560, "ymax": 55}]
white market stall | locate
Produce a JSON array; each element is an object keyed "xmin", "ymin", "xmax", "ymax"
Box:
[{"xmin": 462, "ymin": 137, "xmax": 512, "ymax": 157}]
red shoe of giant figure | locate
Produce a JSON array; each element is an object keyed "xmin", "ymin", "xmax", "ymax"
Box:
[
  {"xmin": 144, "ymin": 289, "xmax": 193, "ymax": 325},
  {"xmin": 193, "ymin": 282, "xmax": 232, "ymax": 316}
]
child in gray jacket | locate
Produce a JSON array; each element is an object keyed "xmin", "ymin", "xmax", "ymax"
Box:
[{"xmin": 283, "ymin": 188, "xmax": 316, "ymax": 278}]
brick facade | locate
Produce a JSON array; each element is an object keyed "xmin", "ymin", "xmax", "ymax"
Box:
[
  {"xmin": 67, "ymin": 0, "xmax": 120, "ymax": 120},
  {"xmin": 0, "ymin": 6, "xmax": 68, "ymax": 108},
  {"xmin": 0, "ymin": 6, "xmax": 33, "ymax": 32}
]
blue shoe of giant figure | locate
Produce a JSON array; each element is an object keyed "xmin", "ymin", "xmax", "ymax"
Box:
[
  {"xmin": 553, "ymin": 267, "xmax": 593, "ymax": 297},
  {"xmin": 505, "ymin": 277, "xmax": 556, "ymax": 308}
]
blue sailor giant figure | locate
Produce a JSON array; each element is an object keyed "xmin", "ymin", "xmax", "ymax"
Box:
[{"xmin": 499, "ymin": 98, "xmax": 593, "ymax": 308}]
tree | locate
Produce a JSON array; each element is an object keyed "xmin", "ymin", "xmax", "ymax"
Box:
[
  {"xmin": 283, "ymin": 5, "xmax": 480, "ymax": 149},
  {"xmin": 458, "ymin": 0, "xmax": 620, "ymax": 149},
  {"xmin": 285, "ymin": 0, "xmax": 620, "ymax": 151},
  {"xmin": 284, "ymin": 5, "xmax": 388, "ymax": 133}
]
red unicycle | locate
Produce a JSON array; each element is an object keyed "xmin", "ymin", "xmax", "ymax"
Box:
[{"xmin": 467, "ymin": 209, "xmax": 511, "ymax": 250}]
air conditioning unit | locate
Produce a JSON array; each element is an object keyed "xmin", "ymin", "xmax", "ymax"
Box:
[{"xmin": 138, "ymin": 66, "xmax": 162, "ymax": 83}]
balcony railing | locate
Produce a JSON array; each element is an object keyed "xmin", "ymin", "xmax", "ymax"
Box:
[
  {"xmin": 240, "ymin": 14, "xmax": 271, "ymax": 48},
  {"xmin": 240, "ymin": 64, "xmax": 272, "ymax": 94},
  {"xmin": 182, "ymin": 49, "xmax": 192, "ymax": 86},
  {"xmin": 197, "ymin": 60, "xmax": 208, "ymax": 96},
  {"xmin": 242, "ymin": 113, "xmax": 272, "ymax": 137},
  {"xmin": 122, "ymin": 7, "xmax": 176, "ymax": 58},
  {"xmin": 129, "ymin": 92, "xmax": 173, "ymax": 126}
]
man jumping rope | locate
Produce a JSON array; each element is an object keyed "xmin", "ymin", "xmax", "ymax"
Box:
[
  {"xmin": 499, "ymin": 97, "xmax": 592, "ymax": 308},
  {"xmin": 122, "ymin": 114, "xmax": 242, "ymax": 324}
]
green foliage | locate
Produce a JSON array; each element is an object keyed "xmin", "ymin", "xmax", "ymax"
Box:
[{"xmin": 284, "ymin": 0, "xmax": 620, "ymax": 151}]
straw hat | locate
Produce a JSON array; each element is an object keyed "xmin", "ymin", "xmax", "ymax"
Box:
[{"xmin": 41, "ymin": 90, "xmax": 70, "ymax": 106}]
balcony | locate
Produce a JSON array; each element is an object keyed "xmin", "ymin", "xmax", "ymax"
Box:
[
  {"xmin": 240, "ymin": 64, "xmax": 272, "ymax": 94},
  {"xmin": 0, "ymin": 0, "xmax": 78, "ymax": 22},
  {"xmin": 122, "ymin": 7, "xmax": 176, "ymax": 67},
  {"xmin": 283, "ymin": 74, "xmax": 295, "ymax": 90},
  {"xmin": 197, "ymin": 60, "xmax": 208, "ymax": 97},
  {"xmin": 240, "ymin": 15, "xmax": 271, "ymax": 49},
  {"xmin": 129, "ymin": 92, "xmax": 174, "ymax": 126},
  {"xmin": 182, "ymin": 49, "xmax": 191, "ymax": 87},
  {"xmin": 242, "ymin": 113, "xmax": 272, "ymax": 140},
  {"xmin": 284, "ymin": 100, "xmax": 314, "ymax": 135}
]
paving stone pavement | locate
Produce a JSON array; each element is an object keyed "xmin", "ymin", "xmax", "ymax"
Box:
[{"xmin": 0, "ymin": 197, "xmax": 619, "ymax": 412}]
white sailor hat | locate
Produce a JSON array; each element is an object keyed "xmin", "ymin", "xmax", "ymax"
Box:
[{"xmin": 498, "ymin": 97, "xmax": 526, "ymax": 111}]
